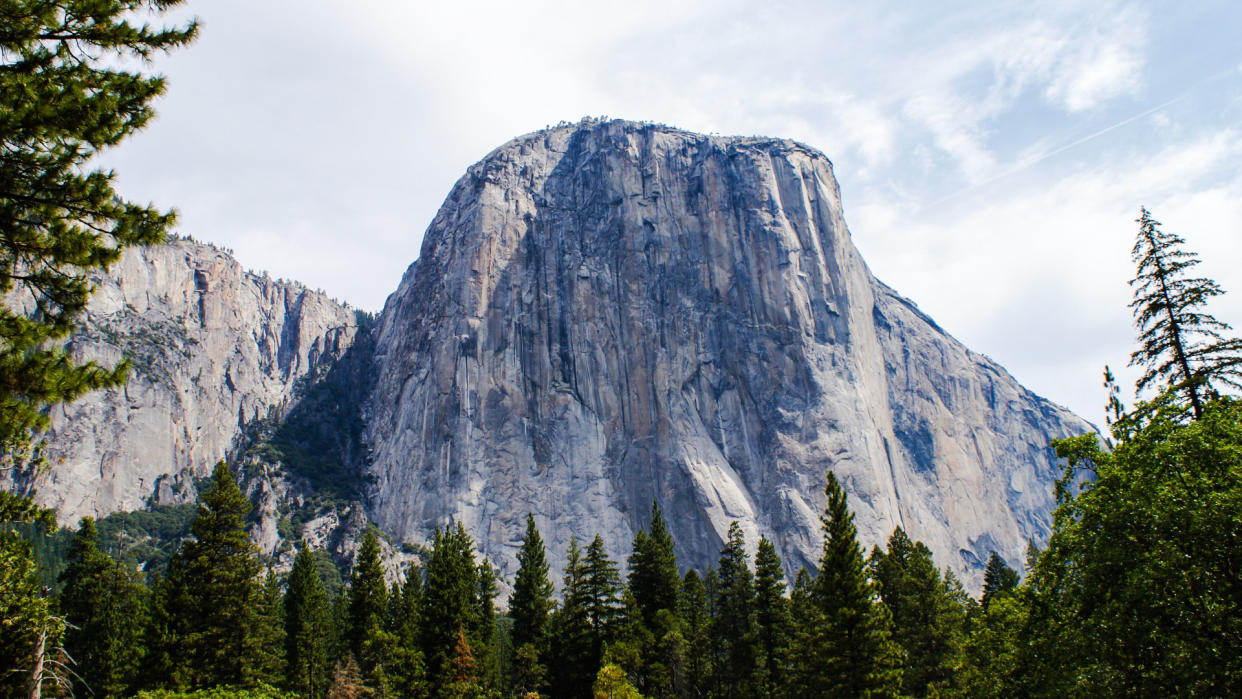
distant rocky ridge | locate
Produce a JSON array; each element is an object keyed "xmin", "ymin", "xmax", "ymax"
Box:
[{"xmin": 6, "ymin": 121, "xmax": 1094, "ymax": 592}]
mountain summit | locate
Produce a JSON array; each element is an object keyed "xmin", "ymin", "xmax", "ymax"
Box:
[{"xmin": 362, "ymin": 119, "xmax": 1091, "ymax": 588}]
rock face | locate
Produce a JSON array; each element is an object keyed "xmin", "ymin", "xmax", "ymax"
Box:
[
  {"xmin": 365, "ymin": 119, "xmax": 1093, "ymax": 589},
  {"xmin": 9, "ymin": 239, "xmax": 359, "ymax": 522}
]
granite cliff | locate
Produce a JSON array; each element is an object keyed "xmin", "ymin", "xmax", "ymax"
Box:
[
  {"xmin": 4, "ymin": 238, "xmax": 360, "ymax": 526},
  {"xmin": 364, "ymin": 120, "xmax": 1093, "ymax": 589}
]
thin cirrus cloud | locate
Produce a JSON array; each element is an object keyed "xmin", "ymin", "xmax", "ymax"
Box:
[{"xmin": 99, "ymin": 1, "xmax": 1242, "ymax": 428}]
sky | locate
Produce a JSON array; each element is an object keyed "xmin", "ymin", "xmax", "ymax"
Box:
[{"xmin": 101, "ymin": 0, "xmax": 1242, "ymax": 428}]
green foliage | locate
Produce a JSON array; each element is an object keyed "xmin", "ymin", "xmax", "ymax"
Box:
[
  {"xmin": 752, "ymin": 536, "xmax": 790, "ymax": 697},
  {"xmin": 678, "ymin": 569, "xmax": 711, "ymax": 695},
  {"xmin": 346, "ymin": 530, "xmax": 395, "ymax": 696},
  {"xmin": 17, "ymin": 502, "xmax": 195, "ymax": 590},
  {"xmin": 509, "ymin": 513, "xmax": 553, "ymax": 694},
  {"xmin": 286, "ymin": 548, "xmax": 333, "ymax": 699},
  {"xmin": 0, "ymin": 496, "xmax": 61, "ymax": 697},
  {"xmin": 550, "ymin": 537, "xmax": 598, "ymax": 698},
  {"xmin": 418, "ymin": 522, "xmax": 494, "ymax": 693},
  {"xmin": 979, "ymin": 551, "xmax": 1018, "ymax": 612},
  {"xmin": 135, "ymin": 684, "xmax": 295, "ymax": 698},
  {"xmin": 151, "ymin": 462, "xmax": 277, "ymax": 691},
  {"xmin": 593, "ymin": 663, "xmax": 643, "ymax": 699},
  {"xmin": 871, "ymin": 529, "xmax": 967, "ymax": 697},
  {"xmin": 58, "ymin": 517, "xmax": 148, "ymax": 697},
  {"xmin": 0, "ymin": 0, "xmax": 196, "ymax": 459},
  {"xmin": 1128, "ymin": 207, "xmax": 1242, "ymax": 417},
  {"xmin": 628, "ymin": 501, "xmax": 681, "ymax": 630},
  {"xmin": 1028, "ymin": 396, "xmax": 1242, "ymax": 695},
  {"xmin": 803, "ymin": 472, "xmax": 903, "ymax": 697},
  {"xmin": 711, "ymin": 521, "xmax": 756, "ymax": 697}
]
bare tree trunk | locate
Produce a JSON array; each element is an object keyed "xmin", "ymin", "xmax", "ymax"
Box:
[{"xmin": 28, "ymin": 625, "xmax": 45, "ymax": 699}]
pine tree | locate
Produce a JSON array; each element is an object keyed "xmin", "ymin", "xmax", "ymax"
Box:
[
  {"xmin": 752, "ymin": 537, "xmax": 790, "ymax": 697},
  {"xmin": 979, "ymin": 552, "xmax": 1018, "ymax": 612},
  {"xmin": 286, "ymin": 547, "xmax": 333, "ymax": 699},
  {"xmin": 326, "ymin": 654, "xmax": 370, "ymax": 699},
  {"xmin": 628, "ymin": 501, "xmax": 681, "ymax": 630},
  {"xmin": 872, "ymin": 529, "xmax": 967, "ymax": 696},
  {"xmin": 246, "ymin": 570, "xmax": 287, "ymax": 688},
  {"xmin": 0, "ymin": 498, "xmax": 60, "ymax": 698},
  {"xmin": 347, "ymin": 530, "xmax": 395, "ymax": 696},
  {"xmin": 58, "ymin": 517, "xmax": 148, "ymax": 698},
  {"xmin": 809, "ymin": 472, "xmax": 902, "ymax": 697},
  {"xmin": 0, "ymin": 0, "xmax": 197, "ymax": 459},
  {"xmin": 442, "ymin": 626, "xmax": 484, "ymax": 699},
  {"xmin": 583, "ymin": 534, "xmax": 624, "ymax": 663},
  {"xmin": 509, "ymin": 514, "xmax": 553, "ymax": 695},
  {"xmin": 678, "ymin": 569, "xmax": 712, "ymax": 697},
  {"xmin": 711, "ymin": 522, "xmax": 756, "ymax": 697},
  {"xmin": 419, "ymin": 522, "xmax": 483, "ymax": 690},
  {"xmin": 1128, "ymin": 207, "xmax": 1242, "ymax": 417},
  {"xmin": 787, "ymin": 567, "xmax": 821, "ymax": 698},
  {"xmin": 550, "ymin": 538, "xmax": 597, "ymax": 699},
  {"xmin": 387, "ymin": 569, "xmax": 427, "ymax": 699},
  {"xmin": 160, "ymin": 462, "xmax": 269, "ymax": 690}
]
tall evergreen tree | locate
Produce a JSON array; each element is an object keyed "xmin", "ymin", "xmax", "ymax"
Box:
[
  {"xmin": 752, "ymin": 536, "xmax": 790, "ymax": 698},
  {"xmin": 583, "ymin": 534, "xmax": 624, "ymax": 663},
  {"xmin": 347, "ymin": 530, "xmax": 395, "ymax": 696},
  {"xmin": 787, "ymin": 567, "xmax": 822, "ymax": 698},
  {"xmin": 1128, "ymin": 207, "xmax": 1242, "ymax": 417},
  {"xmin": 286, "ymin": 547, "xmax": 332, "ymax": 699},
  {"xmin": 628, "ymin": 501, "xmax": 681, "ymax": 630},
  {"xmin": 979, "ymin": 552, "xmax": 1018, "ymax": 612},
  {"xmin": 711, "ymin": 522, "xmax": 756, "ymax": 698},
  {"xmin": 158, "ymin": 462, "xmax": 270, "ymax": 690},
  {"xmin": 387, "ymin": 568, "xmax": 428, "ymax": 699},
  {"xmin": 509, "ymin": 514, "xmax": 553, "ymax": 695},
  {"xmin": 678, "ymin": 569, "xmax": 712, "ymax": 697},
  {"xmin": 419, "ymin": 522, "xmax": 484, "ymax": 690},
  {"xmin": 248, "ymin": 570, "xmax": 288, "ymax": 688},
  {"xmin": 872, "ymin": 529, "xmax": 966, "ymax": 697},
  {"xmin": 809, "ymin": 472, "xmax": 902, "ymax": 697},
  {"xmin": 550, "ymin": 538, "xmax": 595, "ymax": 699},
  {"xmin": 0, "ymin": 0, "xmax": 196, "ymax": 459},
  {"xmin": 57, "ymin": 517, "xmax": 148, "ymax": 698}
]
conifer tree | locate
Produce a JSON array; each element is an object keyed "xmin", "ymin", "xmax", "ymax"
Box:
[
  {"xmin": 787, "ymin": 567, "xmax": 821, "ymax": 698},
  {"xmin": 443, "ymin": 626, "xmax": 484, "ymax": 699},
  {"xmin": 979, "ymin": 552, "xmax": 1018, "ymax": 612},
  {"xmin": 57, "ymin": 517, "xmax": 148, "ymax": 698},
  {"xmin": 0, "ymin": 0, "xmax": 197, "ymax": 458},
  {"xmin": 347, "ymin": 530, "xmax": 395, "ymax": 695},
  {"xmin": 326, "ymin": 654, "xmax": 370, "ymax": 699},
  {"xmin": 583, "ymin": 534, "xmax": 624, "ymax": 662},
  {"xmin": 160, "ymin": 462, "xmax": 269, "ymax": 690},
  {"xmin": 678, "ymin": 570, "xmax": 712, "ymax": 696},
  {"xmin": 286, "ymin": 547, "xmax": 332, "ymax": 699},
  {"xmin": 1128, "ymin": 207, "xmax": 1242, "ymax": 417},
  {"xmin": 628, "ymin": 501, "xmax": 681, "ymax": 630},
  {"xmin": 550, "ymin": 538, "xmax": 597, "ymax": 699},
  {"xmin": 419, "ymin": 522, "xmax": 484, "ymax": 690},
  {"xmin": 809, "ymin": 472, "xmax": 902, "ymax": 697},
  {"xmin": 509, "ymin": 514, "xmax": 553, "ymax": 695},
  {"xmin": 752, "ymin": 536, "xmax": 790, "ymax": 697},
  {"xmin": 711, "ymin": 522, "xmax": 756, "ymax": 697},
  {"xmin": 246, "ymin": 570, "xmax": 288, "ymax": 688},
  {"xmin": 873, "ymin": 529, "xmax": 966, "ymax": 696},
  {"xmin": 387, "ymin": 569, "xmax": 427, "ymax": 699}
]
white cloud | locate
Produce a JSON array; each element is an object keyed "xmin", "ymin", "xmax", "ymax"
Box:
[{"xmin": 1045, "ymin": 40, "xmax": 1145, "ymax": 112}]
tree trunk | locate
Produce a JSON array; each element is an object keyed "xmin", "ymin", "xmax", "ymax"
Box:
[{"xmin": 27, "ymin": 625, "xmax": 45, "ymax": 699}]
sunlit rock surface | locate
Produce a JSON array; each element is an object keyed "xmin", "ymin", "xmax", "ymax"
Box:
[{"xmin": 364, "ymin": 120, "xmax": 1093, "ymax": 589}]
